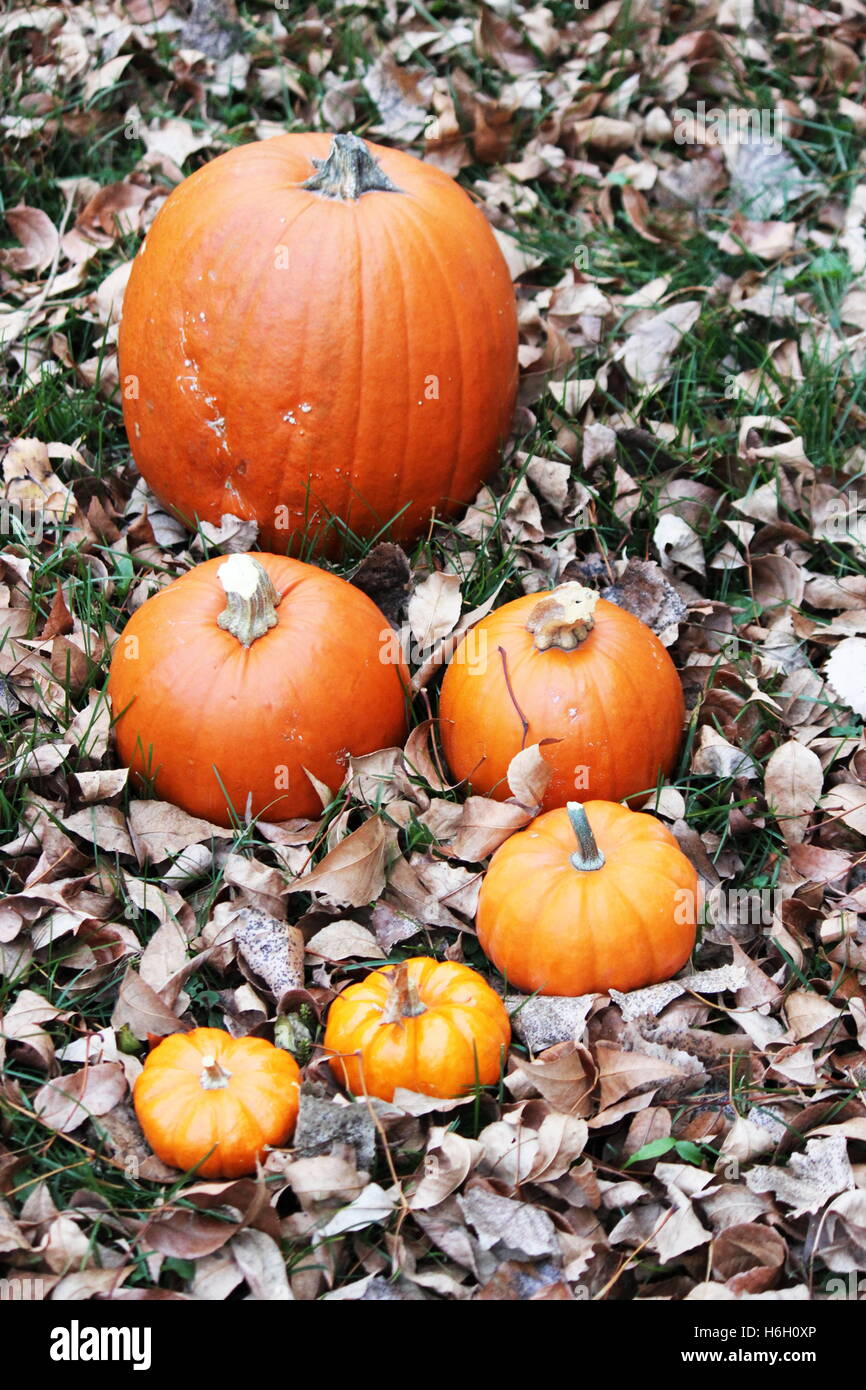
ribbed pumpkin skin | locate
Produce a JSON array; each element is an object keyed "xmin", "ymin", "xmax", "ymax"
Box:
[
  {"xmin": 107, "ymin": 553, "xmax": 407, "ymax": 826},
  {"xmin": 476, "ymin": 801, "xmax": 697, "ymax": 996},
  {"xmin": 439, "ymin": 591, "xmax": 684, "ymax": 811},
  {"xmin": 118, "ymin": 133, "xmax": 518, "ymax": 553},
  {"xmin": 133, "ymin": 1028, "xmax": 300, "ymax": 1178},
  {"xmin": 324, "ymin": 957, "xmax": 511, "ymax": 1102}
]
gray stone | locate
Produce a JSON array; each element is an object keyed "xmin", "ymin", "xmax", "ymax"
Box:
[{"xmin": 293, "ymin": 1083, "xmax": 376, "ymax": 1170}]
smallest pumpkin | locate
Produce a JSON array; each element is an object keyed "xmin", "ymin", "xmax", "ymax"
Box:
[
  {"xmin": 134, "ymin": 1028, "xmax": 300, "ymax": 1179},
  {"xmin": 324, "ymin": 957, "xmax": 511, "ymax": 1103},
  {"xmin": 476, "ymin": 799, "xmax": 698, "ymax": 997}
]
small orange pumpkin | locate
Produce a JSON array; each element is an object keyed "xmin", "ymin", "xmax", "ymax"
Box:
[
  {"xmin": 134, "ymin": 1028, "xmax": 300, "ymax": 1178},
  {"xmin": 107, "ymin": 552, "xmax": 407, "ymax": 826},
  {"xmin": 439, "ymin": 581, "xmax": 684, "ymax": 811},
  {"xmin": 324, "ymin": 957, "xmax": 511, "ymax": 1102},
  {"xmin": 476, "ymin": 800, "xmax": 698, "ymax": 996}
]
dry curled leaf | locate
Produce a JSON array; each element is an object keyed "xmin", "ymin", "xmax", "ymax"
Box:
[
  {"xmin": 506, "ymin": 742, "xmax": 553, "ymax": 809},
  {"xmin": 305, "ymin": 920, "xmax": 385, "ymax": 963},
  {"xmin": 34, "ymin": 1062, "xmax": 127, "ymax": 1133},
  {"xmin": 407, "ymin": 571, "xmax": 463, "ymax": 651},
  {"xmin": 745, "ymin": 1135, "xmax": 854, "ymax": 1217},
  {"xmin": 294, "ymin": 818, "xmax": 391, "ymax": 908},
  {"xmin": 763, "ymin": 739, "xmax": 823, "ymax": 846}
]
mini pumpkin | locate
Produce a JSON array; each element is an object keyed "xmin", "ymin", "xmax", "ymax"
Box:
[
  {"xmin": 118, "ymin": 132, "xmax": 517, "ymax": 554},
  {"xmin": 324, "ymin": 957, "xmax": 511, "ymax": 1102},
  {"xmin": 476, "ymin": 800, "xmax": 698, "ymax": 996},
  {"xmin": 439, "ymin": 581, "xmax": 684, "ymax": 811},
  {"xmin": 107, "ymin": 552, "xmax": 407, "ymax": 826},
  {"xmin": 134, "ymin": 1028, "xmax": 300, "ymax": 1178}
]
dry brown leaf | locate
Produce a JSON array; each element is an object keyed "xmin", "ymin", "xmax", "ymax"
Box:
[
  {"xmin": 811, "ymin": 1191, "xmax": 866, "ymax": 1274},
  {"xmin": 506, "ymin": 742, "xmax": 553, "ymax": 809},
  {"xmin": 111, "ymin": 967, "xmax": 187, "ymax": 1041},
  {"xmin": 595, "ymin": 1039, "xmax": 703, "ymax": 1110},
  {"xmin": 410, "ymin": 1128, "xmax": 482, "ymax": 1211},
  {"xmin": 620, "ymin": 300, "xmax": 702, "ymax": 388},
  {"xmin": 34, "ymin": 1062, "xmax": 127, "ymax": 1133},
  {"xmin": 407, "ymin": 571, "xmax": 463, "ymax": 651},
  {"xmin": 434, "ymin": 796, "xmax": 533, "ymax": 861},
  {"xmin": 763, "ymin": 739, "xmax": 823, "ymax": 845},
  {"xmin": 718, "ymin": 217, "xmax": 795, "ymax": 259},
  {"xmin": 229, "ymin": 1229, "xmax": 293, "ymax": 1300},
  {"xmin": 305, "ymin": 920, "xmax": 385, "ymax": 963},
  {"xmin": 692, "ymin": 726, "xmax": 759, "ymax": 779},
  {"xmin": 294, "ymin": 818, "xmax": 390, "ymax": 907},
  {"xmin": 459, "ymin": 1180, "xmax": 558, "ymax": 1260},
  {"xmin": 0, "ymin": 988, "xmax": 61, "ymax": 1070},
  {"xmin": 127, "ymin": 802, "xmax": 234, "ymax": 862},
  {"xmin": 510, "ymin": 1041, "xmax": 597, "ymax": 1115},
  {"xmin": 821, "ymin": 783, "xmax": 866, "ymax": 836},
  {"xmin": 602, "ymin": 558, "xmax": 687, "ymax": 645},
  {"xmin": 2, "ymin": 205, "xmax": 59, "ymax": 273},
  {"xmin": 746, "ymin": 1134, "xmax": 854, "ymax": 1217}
]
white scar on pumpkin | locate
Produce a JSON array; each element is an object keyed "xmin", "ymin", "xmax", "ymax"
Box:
[{"xmin": 178, "ymin": 319, "xmax": 230, "ymax": 451}]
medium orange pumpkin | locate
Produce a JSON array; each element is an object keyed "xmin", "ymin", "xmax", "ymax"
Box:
[
  {"xmin": 476, "ymin": 800, "xmax": 698, "ymax": 996},
  {"xmin": 107, "ymin": 552, "xmax": 407, "ymax": 825},
  {"xmin": 133, "ymin": 1027, "xmax": 300, "ymax": 1178},
  {"xmin": 324, "ymin": 957, "xmax": 511, "ymax": 1102},
  {"xmin": 118, "ymin": 132, "xmax": 518, "ymax": 554},
  {"xmin": 439, "ymin": 581, "xmax": 684, "ymax": 811}
]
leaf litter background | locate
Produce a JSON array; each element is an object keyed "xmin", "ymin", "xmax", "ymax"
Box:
[{"xmin": 3, "ymin": 0, "xmax": 866, "ymax": 1302}]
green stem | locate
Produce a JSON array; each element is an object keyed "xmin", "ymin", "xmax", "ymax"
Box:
[{"xmin": 567, "ymin": 802, "xmax": 605, "ymax": 872}]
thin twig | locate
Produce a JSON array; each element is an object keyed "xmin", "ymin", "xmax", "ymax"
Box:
[{"xmin": 497, "ymin": 644, "xmax": 530, "ymax": 748}]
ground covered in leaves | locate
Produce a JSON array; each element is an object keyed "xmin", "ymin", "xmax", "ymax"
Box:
[{"xmin": 3, "ymin": 0, "xmax": 866, "ymax": 1302}]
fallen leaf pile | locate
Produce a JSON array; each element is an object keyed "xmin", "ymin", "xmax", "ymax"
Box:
[{"xmin": 3, "ymin": 0, "xmax": 866, "ymax": 1301}]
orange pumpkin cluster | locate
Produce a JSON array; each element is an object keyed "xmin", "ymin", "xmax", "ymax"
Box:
[{"xmin": 115, "ymin": 132, "xmax": 695, "ymax": 1181}]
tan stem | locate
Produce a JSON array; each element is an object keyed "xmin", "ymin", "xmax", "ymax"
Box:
[
  {"xmin": 217, "ymin": 554, "xmax": 279, "ymax": 648},
  {"xmin": 302, "ymin": 133, "xmax": 401, "ymax": 200},
  {"xmin": 526, "ymin": 581, "xmax": 599, "ymax": 652},
  {"xmin": 199, "ymin": 1053, "xmax": 232, "ymax": 1089},
  {"xmin": 380, "ymin": 962, "xmax": 427, "ymax": 1025}
]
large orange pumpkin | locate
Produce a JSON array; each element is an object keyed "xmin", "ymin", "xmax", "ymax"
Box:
[
  {"xmin": 439, "ymin": 581, "xmax": 684, "ymax": 811},
  {"xmin": 134, "ymin": 1028, "xmax": 300, "ymax": 1178},
  {"xmin": 107, "ymin": 552, "xmax": 407, "ymax": 825},
  {"xmin": 118, "ymin": 132, "xmax": 518, "ymax": 553},
  {"xmin": 324, "ymin": 957, "xmax": 511, "ymax": 1102},
  {"xmin": 476, "ymin": 800, "xmax": 698, "ymax": 996}
]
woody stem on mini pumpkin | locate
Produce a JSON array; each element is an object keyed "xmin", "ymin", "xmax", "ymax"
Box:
[
  {"xmin": 302, "ymin": 133, "xmax": 401, "ymax": 201},
  {"xmin": 380, "ymin": 961, "xmax": 427, "ymax": 1025},
  {"xmin": 525, "ymin": 581, "xmax": 599, "ymax": 652},
  {"xmin": 216, "ymin": 554, "xmax": 280, "ymax": 648},
  {"xmin": 199, "ymin": 1053, "xmax": 232, "ymax": 1089},
  {"xmin": 567, "ymin": 802, "xmax": 606, "ymax": 872}
]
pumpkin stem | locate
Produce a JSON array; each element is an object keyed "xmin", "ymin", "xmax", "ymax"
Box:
[
  {"xmin": 301, "ymin": 133, "xmax": 401, "ymax": 201},
  {"xmin": 199, "ymin": 1053, "xmax": 232, "ymax": 1089},
  {"xmin": 526, "ymin": 582, "xmax": 599, "ymax": 652},
  {"xmin": 216, "ymin": 554, "xmax": 280, "ymax": 649},
  {"xmin": 380, "ymin": 962, "xmax": 427, "ymax": 1025},
  {"xmin": 567, "ymin": 802, "xmax": 606, "ymax": 872}
]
